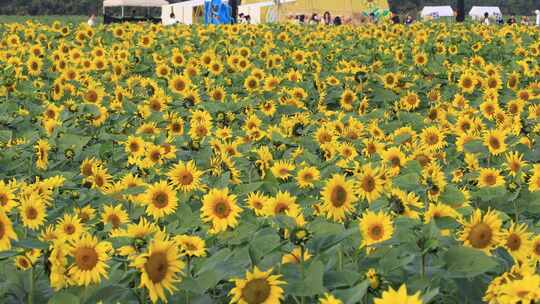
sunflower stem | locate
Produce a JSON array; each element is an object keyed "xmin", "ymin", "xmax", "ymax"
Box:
[
  {"xmin": 337, "ymin": 246, "xmax": 343, "ymax": 271},
  {"xmin": 300, "ymin": 246, "xmax": 306, "ymax": 304},
  {"xmin": 28, "ymin": 267, "xmax": 34, "ymax": 304},
  {"xmin": 421, "ymin": 253, "xmax": 426, "ymax": 278}
]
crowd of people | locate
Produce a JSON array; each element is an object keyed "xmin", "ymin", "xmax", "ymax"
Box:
[{"xmin": 481, "ymin": 10, "xmax": 540, "ymax": 26}]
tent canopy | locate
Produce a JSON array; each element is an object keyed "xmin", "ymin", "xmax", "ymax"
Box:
[
  {"xmin": 420, "ymin": 6, "xmax": 454, "ymax": 18},
  {"xmin": 469, "ymin": 6, "xmax": 501, "ymax": 17},
  {"xmin": 104, "ymin": 0, "xmax": 169, "ymax": 7}
]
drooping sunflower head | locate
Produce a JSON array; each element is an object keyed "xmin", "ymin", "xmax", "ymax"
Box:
[{"xmin": 132, "ymin": 235, "xmax": 185, "ymax": 303}]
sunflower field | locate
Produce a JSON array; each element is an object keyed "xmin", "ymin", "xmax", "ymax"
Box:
[{"xmin": 0, "ymin": 19, "xmax": 540, "ymax": 304}]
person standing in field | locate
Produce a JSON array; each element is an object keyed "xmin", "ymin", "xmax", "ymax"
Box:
[
  {"xmin": 535, "ymin": 10, "xmax": 540, "ymax": 26},
  {"xmin": 483, "ymin": 12, "xmax": 490, "ymax": 25},
  {"xmin": 88, "ymin": 14, "xmax": 97, "ymax": 26}
]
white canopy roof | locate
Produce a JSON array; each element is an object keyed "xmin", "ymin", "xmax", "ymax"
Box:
[
  {"xmin": 104, "ymin": 0, "xmax": 169, "ymax": 7},
  {"xmin": 420, "ymin": 6, "xmax": 454, "ymax": 17},
  {"xmin": 469, "ymin": 6, "xmax": 502, "ymax": 17}
]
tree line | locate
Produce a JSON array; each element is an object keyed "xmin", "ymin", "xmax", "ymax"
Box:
[{"xmin": 0, "ymin": 0, "xmax": 538, "ymax": 16}]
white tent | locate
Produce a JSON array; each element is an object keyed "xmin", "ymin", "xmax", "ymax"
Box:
[
  {"xmin": 469, "ymin": 6, "xmax": 502, "ymax": 19},
  {"xmin": 420, "ymin": 6, "xmax": 454, "ymax": 19},
  {"xmin": 104, "ymin": 0, "xmax": 169, "ymax": 7},
  {"xmin": 161, "ymin": 0, "xmax": 204, "ymax": 25}
]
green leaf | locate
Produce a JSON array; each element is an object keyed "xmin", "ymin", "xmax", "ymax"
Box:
[
  {"xmin": 473, "ymin": 186, "xmax": 507, "ymax": 202},
  {"xmin": 0, "ymin": 130, "xmax": 12, "ymax": 143},
  {"xmin": 57, "ymin": 133, "xmax": 90, "ymax": 154},
  {"xmin": 14, "ymin": 239, "xmax": 49, "ymax": 249},
  {"xmin": 440, "ymin": 185, "xmax": 465, "ymax": 206},
  {"xmin": 0, "ymin": 251, "xmax": 19, "ymax": 259},
  {"xmin": 394, "ymin": 133, "xmax": 411, "ymax": 145},
  {"xmin": 324, "ymin": 270, "xmax": 359, "ymax": 289},
  {"xmin": 308, "ymin": 228, "xmax": 356, "ymax": 254},
  {"xmin": 463, "ymin": 140, "xmax": 489, "ymax": 154},
  {"xmin": 444, "ymin": 246, "xmax": 498, "ymax": 278},
  {"xmin": 287, "ymin": 260, "xmax": 325, "ymax": 296},
  {"xmin": 334, "ymin": 280, "xmax": 370, "ymax": 304},
  {"xmin": 83, "ymin": 285, "xmax": 138, "ymax": 304},
  {"xmin": 48, "ymin": 292, "xmax": 80, "ymax": 304},
  {"xmin": 234, "ymin": 182, "xmax": 263, "ymax": 196},
  {"xmin": 393, "ymin": 173, "xmax": 420, "ymax": 192}
]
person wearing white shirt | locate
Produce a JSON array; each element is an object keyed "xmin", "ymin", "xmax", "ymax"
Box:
[
  {"xmin": 483, "ymin": 12, "xmax": 490, "ymax": 25},
  {"xmin": 87, "ymin": 14, "xmax": 97, "ymax": 27},
  {"xmin": 535, "ymin": 10, "xmax": 540, "ymax": 26}
]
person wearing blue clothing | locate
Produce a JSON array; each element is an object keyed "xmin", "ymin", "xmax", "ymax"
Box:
[{"xmin": 204, "ymin": 0, "xmax": 232, "ymax": 24}]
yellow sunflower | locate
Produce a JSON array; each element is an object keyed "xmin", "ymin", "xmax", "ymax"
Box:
[
  {"xmin": 420, "ymin": 126, "xmax": 446, "ymax": 151},
  {"xmin": 282, "ymin": 247, "xmax": 311, "ymax": 264},
  {"xmin": 245, "ymin": 191, "xmax": 269, "ymax": 216},
  {"xmin": 270, "ymin": 160, "xmax": 295, "ymax": 180},
  {"xmin": 502, "ymin": 222, "xmax": 532, "ymax": 262},
  {"xmin": 230, "ymin": 267, "xmax": 286, "ymax": 304},
  {"xmin": 132, "ymin": 234, "xmax": 185, "ymax": 303},
  {"xmin": 296, "ymin": 166, "xmax": 320, "ymax": 189},
  {"xmin": 143, "ymin": 181, "xmax": 178, "ymax": 219},
  {"xmin": 56, "ymin": 214, "xmax": 85, "ymax": 241},
  {"xmin": 477, "ymin": 168, "xmax": 505, "ymax": 188},
  {"xmin": 359, "ymin": 210, "xmax": 394, "ymax": 249},
  {"xmin": 321, "ymin": 174, "xmax": 357, "ymax": 222},
  {"xmin": 35, "ymin": 139, "xmax": 50, "ymax": 170},
  {"xmin": 374, "ymin": 284, "xmax": 422, "ymax": 304},
  {"xmin": 459, "ymin": 209, "xmax": 503, "ymax": 255},
  {"xmin": 319, "ymin": 293, "xmax": 343, "ymax": 304},
  {"xmin": 0, "ymin": 210, "xmax": 18, "ymax": 251},
  {"xmin": 174, "ymin": 234, "xmax": 207, "ymax": 257},
  {"xmin": 19, "ymin": 193, "xmax": 46, "ymax": 230},
  {"xmin": 356, "ymin": 165, "xmax": 384, "ymax": 203},
  {"xmin": 167, "ymin": 160, "xmax": 204, "ymax": 192},
  {"xmin": 201, "ymin": 188, "xmax": 242, "ymax": 234},
  {"xmin": 68, "ymin": 234, "xmax": 111, "ymax": 286},
  {"xmin": 0, "ymin": 180, "xmax": 17, "ymax": 212},
  {"xmin": 101, "ymin": 204, "xmax": 128, "ymax": 230},
  {"xmin": 483, "ymin": 129, "xmax": 507, "ymax": 155}
]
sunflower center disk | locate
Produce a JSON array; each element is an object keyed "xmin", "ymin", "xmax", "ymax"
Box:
[
  {"xmin": 179, "ymin": 172, "xmax": 194, "ymax": 185},
  {"xmin": 75, "ymin": 247, "xmax": 98, "ymax": 271},
  {"xmin": 468, "ymin": 223, "xmax": 493, "ymax": 249},
  {"xmin": 369, "ymin": 225, "xmax": 384, "ymax": 240},
  {"xmin": 242, "ymin": 278, "xmax": 271, "ymax": 304},
  {"xmin": 362, "ymin": 176, "xmax": 376, "ymax": 192},
  {"xmin": 506, "ymin": 234, "xmax": 521, "ymax": 251},
  {"xmin": 145, "ymin": 251, "xmax": 168, "ymax": 283},
  {"xmin": 64, "ymin": 224, "xmax": 75, "ymax": 234},
  {"xmin": 213, "ymin": 201, "xmax": 231, "ymax": 218},
  {"xmin": 330, "ymin": 185, "xmax": 348, "ymax": 207},
  {"xmin": 153, "ymin": 192, "xmax": 169, "ymax": 208},
  {"xmin": 26, "ymin": 207, "xmax": 38, "ymax": 220}
]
